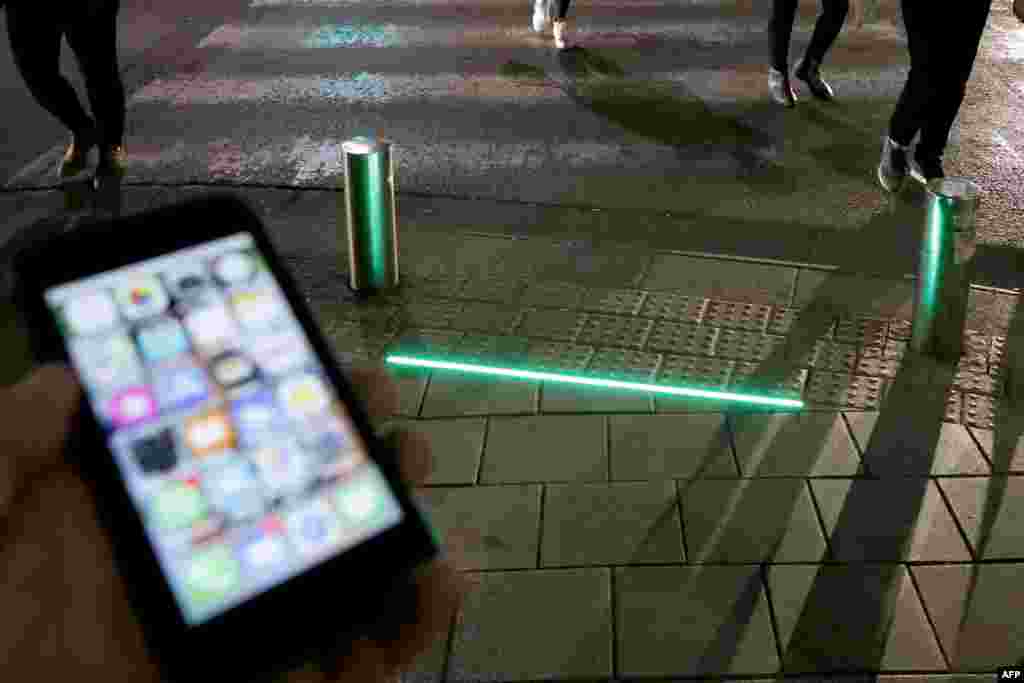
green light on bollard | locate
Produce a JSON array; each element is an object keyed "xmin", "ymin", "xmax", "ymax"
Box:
[
  {"xmin": 341, "ymin": 137, "xmax": 399, "ymax": 293},
  {"xmin": 385, "ymin": 354, "xmax": 804, "ymax": 409}
]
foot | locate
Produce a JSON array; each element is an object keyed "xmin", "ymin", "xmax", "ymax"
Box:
[
  {"xmin": 794, "ymin": 56, "xmax": 834, "ymax": 101},
  {"xmin": 553, "ymin": 19, "xmax": 571, "ymax": 49},
  {"xmin": 532, "ymin": 0, "xmax": 550, "ymax": 33},
  {"xmin": 910, "ymin": 154, "xmax": 944, "ymax": 185},
  {"xmin": 768, "ymin": 67, "xmax": 797, "ymax": 107},
  {"xmin": 58, "ymin": 126, "xmax": 97, "ymax": 180},
  {"xmin": 877, "ymin": 136, "xmax": 909, "ymax": 192},
  {"xmin": 96, "ymin": 144, "xmax": 127, "ymax": 180}
]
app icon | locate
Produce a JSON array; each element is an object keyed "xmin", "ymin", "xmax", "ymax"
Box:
[
  {"xmin": 278, "ymin": 374, "xmax": 331, "ymax": 423},
  {"xmin": 183, "ymin": 409, "xmax": 236, "ymax": 457},
  {"xmin": 136, "ymin": 316, "xmax": 190, "ymax": 364},
  {"xmin": 151, "ymin": 360, "xmax": 211, "ymax": 414},
  {"xmin": 333, "ymin": 470, "xmax": 403, "ymax": 529},
  {"xmin": 284, "ymin": 495, "xmax": 342, "ymax": 559},
  {"xmin": 230, "ymin": 289, "xmax": 287, "ymax": 332},
  {"xmin": 318, "ymin": 448, "xmax": 365, "ymax": 482},
  {"xmin": 209, "ymin": 350, "xmax": 259, "ymax": 391},
  {"xmin": 182, "ymin": 542, "xmax": 240, "ymax": 610},
  {"xmin": 131, "ymin": 427, "xmax": 178, "ymax": 475},
  {"xmin": 230, "ymin": 390, "xmax": 289, "ymax": 449},
  {"xmin": 184, "ymin": 305, "xmax": 239, "ymax": 354},
  {"xmin": 249, "ymin": 331, "xmax": 311, "ymax": 377},
  {"xmin": 115, "ymin": 276, "xmax": 169, "ymax": 322},
  {"xmin": 108, "ymin": 386, "xmax": 159, "ymax": 428},
  {"xmin": 201, "ymin": 455, "xmax": 266, "ymax": 523},
  {"xmin": 249, "ymin": 440, "xmax": 317, "ymax": 499},
  {"xmin": 164, "ymin": 264, "xmax": 214, "ymax": 305},
  {"xmin": 151, "ymin": 475, "xmax": 206, "ymax": 531},
  {"xmin": 62, "ymin": 291, "xmax": 119, "ymax": 336},
  {"xmin": 69, "ymin": 333, "xmax": 146, "ymax": 392},
  {"xmin": 213, "ymin": 252, "xmax": 257, "ymax": 286},
  {"xmin": 235, "ymin": 515, "xmax": 291, "ymax": 577}
]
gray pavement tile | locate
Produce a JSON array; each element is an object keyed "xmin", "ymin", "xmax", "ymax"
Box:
[
  {"xmin": 389, "ymin": 418, "xmax": 485, "ymax": 485},
  {"xmin": 810, "ymin": 479, "xmax": 971, "ymax": 562},
  {"xmin": 967, "ymin": 426, "xmax": 1024, "ymax": 473},
  {"xmin": 399, "ymin": 628, "xmax": 448, "ymax": 683},
  {"xmin": 936, "ymin": 476, "xmax": 1024, "ymax": 560},
  {"xmin": 385, "ymin": 367, "xmax": 429, "ymax": 417},
  {"xmin": 615, "ymin": 565, "xmax": 779, "ymax": 677},
  {"xmin": 540, "ymin": 381, "xmax": 654, "ymax": 413},
  {"xmin": 540, "ymin": 481, "xmax": 684, "ymax": 567},
  {"xmin": 680, "ymin": 478, "xmax": 827, "ymax": 563},
  {"xmin": 640, "ymin": 254, "xmax": 796, "ymax": 305},
  {"xmin": 420, "ymin": 373, "xmax": 538, "ymax": 418},
  {"xmin": 910, "ymin": 563, "xmax": 1024, "ymax": 671},
  {"xmin": 793, "ymin": 271, "xmax": 915, "ymax": 319},
  {"xmin": 730, "ymin": 413, "xmax": 864, "ymax": 477},
  {"xmin": 846, "ymin": 413, "xmax": 991, "ymax": 476},
  {"xmin": 415, "ymin": 485, "xmax": 541, "ymax": 571},
  {"xmin": 481, "ymin": 415, "xmax": 606, "ymax": 483},
  {"xmin": 608, "ymin": 414, "xmax": 736, "ymax": 480},
  {"xmin": 448, "ymin": 568, "xmax": 612, "ymax": 682},
  {"xmin": 768, "ymin": 564, "xmax": 946, "ymax": 673}
]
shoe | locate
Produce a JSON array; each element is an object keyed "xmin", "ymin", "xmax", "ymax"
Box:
[
  {"xmin": 877, "ymin": 136, "xmax": 909, "ymax": 192},
  {"xmin": 768, "ymin": 67, "xmax": 797, "ymax": 107},
  {"xmin": 1014, "ymin": 0, "xmax": 1024, "ymax": 24},
  {"xmin": 910, "ymin": 154, "xmax": 944, "ymax": 185},
  {"xmin": 794, "ymin": 55, "xmax": 834, "ymax": 101},
  {"xmin": 553, "ymin": 19, "xmax": 571, "ymax": 49},
  {"xmin": 96, "ymin": 145, "xmax": 127, "ymax": 180},
  {"xmin": 58, "ymin": 126, "xmax": 97, "ymax": 179},
  {"xmin": 532, "ymin": 0, "xmax": 550, "ymax": 33}
]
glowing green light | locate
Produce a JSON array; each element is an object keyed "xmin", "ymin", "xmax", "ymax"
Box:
[{"xmin": 385, "ymin": 355, "xmax": 804, "ymax": 408}]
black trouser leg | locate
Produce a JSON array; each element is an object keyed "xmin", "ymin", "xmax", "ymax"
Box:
[
  {"xmin": 804, "ymin": 0, "xmax": 850, "ymax": 65},
  {"xmin": 916, "ymin": 0, "xmax": 991, "ymax": 161},
  {"xmin": 888, "ymin": 0, "xmax": 941, "ymax": 147},
  {"xmin": 555, "ymin": 0, "xmax": 572, "ymax": 20},
  {"xmin": 770, "ymin": 0, "xmax": 799, "ymax": 71},
  {"xmin": 5, "ymin": 4, "xmax": 94, "ymax": 137},
  {"xmin": 65, "ymin": 0, "xmax": 126, "ymax": 148}
]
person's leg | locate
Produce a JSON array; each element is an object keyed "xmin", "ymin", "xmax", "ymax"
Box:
[
  {"xmin": 65, "ymin": 0, "xmax": 125, "ymax": 153},
  {"xmin": 888, "ymin": 0, "xmax": 939, "ymax": 147},
  {"xmin": 770, "ymin": 0, "xmax": 799, "ymax": 72},
  {"xmin": 555, "ymin": 0, "xmax": 571, "ymax": 20},
  {"xmin": 804, "ymin": 0, "xmax": 850, "ymax": 64}
]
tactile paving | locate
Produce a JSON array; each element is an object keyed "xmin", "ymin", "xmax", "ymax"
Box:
[
  {"xmin": 990, "ymin": 335, "xmax": 1007, "ymax": 373},
  {"xmin": 714, "ymin": 330, "xmax": 786, "ymax": 362},
  {"xmin": 797, "ymin": 341, "xmax": 859, "ymax": 372},
  {"xmin": 525, "ymin": 340, "xmax": 595, "ymax": 372},
  {"xmin": 390, "ymin": 328, "xmax": 465, "ymax": 355},
  {"xmin": 520, "ymin": 280, "xmax": 586, "ymax": 309},
  {"xmin": 703, "ymin": 300, "xmax": 771, "ymax": 332},
  {"xmin": 587, "ymin": 348, "xmax": 662, "ymax": 381},
  {"xmin": 766, "ymin": 306, "xmax": 803, "ymax": 337},
  {"xmin": 646, "ymin": 320, "xmax": 718, "ymax": 355},
  {"xmin": 457, "ymin": 277, "xmax": 527, "ymax": 304},
  {"xmin": 658, "ymin": 354, "xmax": 733, "ymax": 387},
  {"xmin": 580, "ymin": 288, "xmax": 647, "ymax": 316},
  {"xmin": 888, "ymin": 319, "xmax": 912, "ymax": 341},
  {"xmin": 962, "ymin": 392, "xmax": 998, "ymax": 430},
  {"xmin": 576, "ymin": 314, "xmax": 654, "ymax": 349},
  {"xmin": 730, "ymin": 362, "xmax": 807, "ymax": 395},
  {"xmin": 833, "ymin": 316, "xmax": 888, "ymax": 346},
  {"xmin": 640, "ymin": 292, "xmax": 708, "ymax": 323},
  {"xmin": 455, "ymin": 334, "xmax": 530, "ymax": 364},
  {"xmin": 945, "ymin": 389, "xmax": 963, "ymax": 423},
  {"xmin": 517, "ymin": 309, "xmax": 587, "ymax": 342},
  {"xmin": 953, "ymin": 366, "xmax": 1001, "ymax": 396},
  {"xmin": 855, "ymin": 344, "xmax": 900, "ymax": 377},
  {"xmin": 396, "ymin": 276, "xmax": 466, "ymax": 300},
  {"xmin": 805, "ymin": 371, "xmax": 885, "ymax": 410},
  {"xmin": 393, "ymin": 300, "xmax": 463, "ymax": 329},
  {"xmin": 456, "ymin": 302, "xmax": 523, "ymax": 335}
]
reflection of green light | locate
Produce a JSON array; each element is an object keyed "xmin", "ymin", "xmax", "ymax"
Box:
[
  {"xmin": 913, "ymin": 196, "xmax": 949, "ymax": 344},
  {"xmin": 385, "ymin": 355, "xmax": 804, "ymax": 408}
]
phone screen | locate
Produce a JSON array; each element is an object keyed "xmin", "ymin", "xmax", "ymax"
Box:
[{"xmin": 44, "ymin": 232, "xmax": 405, "ymax": 626}]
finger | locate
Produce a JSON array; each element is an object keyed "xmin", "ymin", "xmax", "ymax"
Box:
[
  {"xmin": 346, "ymin": 364, "xmax": 398, "ymax": 423},
  {"xmin": 388, "ymin": 429, "xmax": 432, "ymax": 487}
]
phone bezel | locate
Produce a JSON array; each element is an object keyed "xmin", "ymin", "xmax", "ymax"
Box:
[{"xmin": 11, "ymin": 194, "xmax": 438, "ymax": 682}]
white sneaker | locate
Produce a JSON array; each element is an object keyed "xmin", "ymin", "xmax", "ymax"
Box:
[
  {"xmin": 553, "ymin": 19, "xmax": 570, "ymax": 48},
  {"xmin": 532, "ymin": 0, "xmax": 549, "ymax": 33}
]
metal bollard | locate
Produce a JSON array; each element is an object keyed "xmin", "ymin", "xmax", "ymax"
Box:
[
  {"xmin": 910, "ymin": 178, "xmax": 979, "ymax": 361},
  {"xmin": 339, "ymin": 137, "xmax": 399, "ymax": 293}
]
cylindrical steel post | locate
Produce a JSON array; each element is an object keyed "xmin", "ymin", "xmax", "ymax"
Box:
[
  {"xmin": 910, "ymin": 178, "xmax": 979, "ymax": 361},
  {"xmin": 339, "ymin": 137, "xmax": 399, "ymax": 293}
]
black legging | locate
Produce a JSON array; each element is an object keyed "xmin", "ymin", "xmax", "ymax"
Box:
[
  {"xmin": 555, "ymin": 0, "xmax": 572, "ymax": 20},
  {"xmin": 889, "ymin": 0, "xmax": 992, "ymax": 161},
  {"xmin": 5, "ymin": 0, "xmax": 125, "ymax": 147},
  {"xmin": 771, "ymin": 0, "xmax": 850, "ymax": 72}
]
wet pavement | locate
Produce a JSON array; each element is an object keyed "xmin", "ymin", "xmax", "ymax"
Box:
[{"xmin": 3, "ymin": 0, "xmax": 1024, "ymax": 680}]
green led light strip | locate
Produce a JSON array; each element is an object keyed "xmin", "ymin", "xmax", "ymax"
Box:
[{"xmin": 385, "ymin": 355, "xmax": 804, "ymax": 409}]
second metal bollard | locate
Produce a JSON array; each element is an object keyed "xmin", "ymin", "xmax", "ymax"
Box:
[
  {"xmin": 339, "ymin": 137, "xmax": 399, "ymax": 294},
  {"xmin": 910, "ymin": 178, "xmax": 979, "ymax": 361}
]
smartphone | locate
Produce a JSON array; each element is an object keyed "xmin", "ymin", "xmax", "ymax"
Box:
[{"xmin": 11, "ymin": 194, "xmax": 438, "ymax": 682}]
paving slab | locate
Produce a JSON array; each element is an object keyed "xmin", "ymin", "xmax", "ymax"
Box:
[
  {"xmin": 768, "ymin": 564, "xmax": 946, "ymax": 673},
  {"xmin": 386, "ymin": 368, "xmax": 430, "ymax": 417},
  {"xmin": 540, "ymin": 481, "xmax": 683, "ymax": 567},
  {"xmin": 680, "ymin": 478, "xmax": 827, "ymax": 563},
  {"xmin": 793, "ymin": 270, "xmax": 915, "ymax": 319},
  {"xmin": 539, "ymin": 381, "xmax": 654, "ymax": 413},
  {"xmin": 608, "ymin": 413, "xmax": 737, "ymax": 480},
  {"xmin": 387, "ymin": 417, "xmax": 485, "ymax": 485},
  {"xmin": 910, "ymin": 563, "xmax": 1024, "ymax": 671},
  {"xmin": 846, "ymin": 413, "xmax": 991, "ymax": 476},
  {"xmin": 447, "ymin": 568, "xmax": 612, "ymax": 682},
  {"xmin": 967, "ymin": 426, "xmax": 1024, "ymax": 473},
  {"xmin": 481, "ymin": 415, "xmax": 607, "ymax": 483},
  {"xmin": 420, "ymin": 372, "xmax": 538, "ymax": 418},
  {"xmin": 615, "ymin": 565, "xmax": 779, "ymax": 677},
  {"xmin": 415, "ymin": 485, "xmax": 541, "ymax": 571},
  {"xmin": 936, "ymin": 476, "xmax": 1024, "ymax": 560},
  {"xmin": 730, "ymin": 413, "xmax": 864, "ymax": 477},
  {"xmin": 640, "ymin": 253, "xmax": 796, "ymax": 305},
  {"xmin": 810, "ymin": 479, "xmax": 971, "ymax": 562}
]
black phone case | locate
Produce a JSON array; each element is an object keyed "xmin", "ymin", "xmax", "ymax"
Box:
[{"xmin": 9, "ymin": 193, "xmax": 439, "ymax": 683}]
